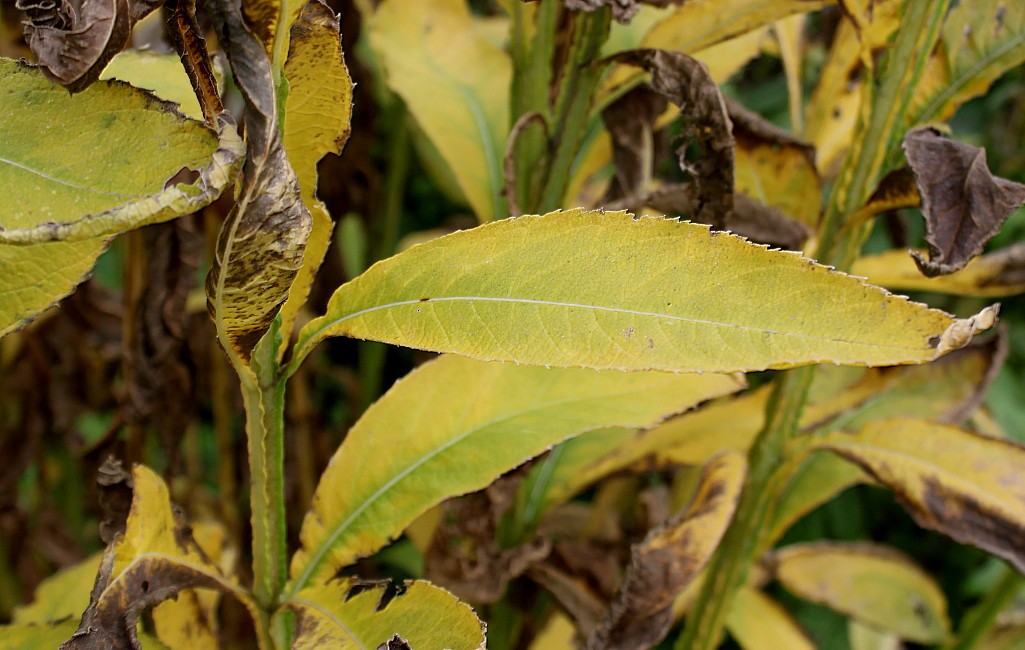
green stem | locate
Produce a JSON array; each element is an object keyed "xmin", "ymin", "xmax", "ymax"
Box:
[{"xmin": 945, "ymin": 566, "xmax": 1024, "ymax": 650}]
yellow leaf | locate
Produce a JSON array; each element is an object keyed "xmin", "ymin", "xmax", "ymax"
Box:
[
  {"xmin": 284, "ymin": 579, "xmax": 485, "ymax": 649},
  {"xmin": 277, "ymin": 0, "xmax": 355, "ymax": 359},
  {"xmin": 775, "ymin": 541, "xmax": 950, "ymax": 643},
  {"xmin": 368, "ymin": 0, "xmax": 510, "ymax": 222},
  {"xmin": 529, "ymin": 611, "xmax": 578, "ymax": 649},
  {"xmin": 286, "ymin": 354, "xmax": 740, "ymax": 596},
  {"xmin": 100, "ymin": 49, "xmax": 220, "ymax": 121},
  {"xmin": 11, "ymin": 554, "xmax": 102, "ymax": 625},
  {"xmin": 294, "ymin": 209, "xmax": 993, "ymax": 374},
  {"xmin": 849, "ymin": 619, "xmax": 903, "ymax": 650},
  {"xmin": 853, "ymin": 247, "xmax": 1025, "ymax": 298},
  {"xmin": 815, "ymin": 418, "xmax": 1025, "ymax": 577},
  {"xmin": 587, "ymin": 452, "xmax": 747, "ymax": 650},
  {"xmin": 774, "ymin": 13, "xmax": 806, "ymax": 133},
  {"xmin": 726, "ymin": 588, "xmax": 815, "ymax": 650}
]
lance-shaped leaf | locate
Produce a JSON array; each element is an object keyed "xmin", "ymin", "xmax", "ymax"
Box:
[
  {"xmin": 904, "ymin": 128, "xmax": 1025, "ymax": 277},
  {"xmin": 367, "ymin": 0, "xmax": 510, "ymax": 222},
  {"xmin": 295, "ymin": 209, "xmax": 996, "ymax": 375},
  {"xmin": 814, "ymin": 418, "xmax": 1025, "ymax": 575},
  {"xmin": 585, "ymin": 452, "xmax": 746, "ymax": 650},
  {"xmin": 60, "ymin": 465, "xmax": 264, "ymax": 649},
  {"xmin": 276, "ymin": 0, "xmax": 354, "ymax": 359},
  {"xmin": 774, "ymin": 542, "xmax": 951, "ymax": 643},
  {"xmin": 853, "ymin": 245, "xmax": 1025, "ymax": 298},
  {"xmin": 206, "ymin": 0, "xmax": 311, "ymax": 366},
  {"xmin": 285, "ymin": 578, "xmax": 485, "ymax": 649},
  {"xmin": 286, "ymin": 354, "xmax": 742, "ymax": 596},
  {"xmin": 906, "ymin": 0, "xmax": 1025, "ymax": 128},
  {"xmin": 726, "ymin": 588, "xmax": 815, "ymax": 650}
]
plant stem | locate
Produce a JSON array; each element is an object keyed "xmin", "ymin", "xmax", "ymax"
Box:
[{"xmin": 946, "ymin": 566, "xmax": 1024, "ymax": 650}]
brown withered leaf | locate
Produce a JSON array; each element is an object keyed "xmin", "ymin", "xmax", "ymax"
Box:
[
  {"xmin": 17, "ymin": 0, "xmax": 161, "ymax": 91},
  {"xmin": 904, "ymin": 128, "xmax": 1025, "ymax": 277},
  {"xmin": 608, "ymin": 49, "xmax": 734, "ymax": 226},
  {"xmin": 205, "ymin": 0, "xmax": 312, "ymax": 365},
  {"xmin": 97, "ymin": 457, "xmax": 133, "ymax": 545},
  {"xmin": 377, "ymin": 634, "xmax": 413, "ymax": 650},
  {"xmin": 586, "ymin": 452, "xmax": 746, "ymax": 650},
  {"xmin": 563, "ymin": 0, "xmax": 684, "ymax": 24},
  {"xmin": 602, "ymin": 85, "xmax": 668, "ymax": 202}
]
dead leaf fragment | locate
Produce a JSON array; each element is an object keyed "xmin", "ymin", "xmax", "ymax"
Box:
[
  {"xmin": 904, "ymin": 128, "xmax": 1025, "ymax": 276},
  {"xmin": 564, "ymin": 0, "xmax": 683, "ymax": 24},
  {"xmin": 586, "ymin": 452, "xmax": 746, "ymax": 650}
]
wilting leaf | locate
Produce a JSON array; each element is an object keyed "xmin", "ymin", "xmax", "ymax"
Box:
[
  {"xmin": 853, "ymin": 244, "xmax": 1025, "ymax": 298},
  {"xmin": 12, "ymin": 554, "xmax": 102, "ymax": 625},
  {"xmin": 368, "ymin": 0, "xmax": 510, "ymax": 221},
  {"xmin": 60, "ymin": 466, "xmax": 263, "ymax": 649},
  {"xmin": 641, "ymin": 0, "xmax": 830, "ymax": 53},
  {"xmin": 732, "ymin": 101, "xmax": 821, "ymax": 228},
  {"xmin": 297, "ymin": 209, "xmax": 995, "ymax": 374},
  {"xmin": 286, "ymin": 354, "xmax": 740, "ymax": 596},
  {"xmin": 609, "ymin": 49, "xmax": 734, "ymax": 225},
  {"xmin": 815, "ymin": 418, "xmax": 1025, "ymax": 575},
  {"xmin": 205, "ymin": 0, "xmax": 312, "ymax": 366},
  {"xmin": 275, "ymin": 0, "xmax": 354, "ymax": 359},
  {"xmin": 850, "ymin": 166, "xmax": 920, "ymax": 226},
  {"xmin": 904, "ymin": 128, "xmax": 1025, "ymax": 276},
  {"xmin": 585, "ymin": 452, "xmax": 746, "ymax": 650},
  {"xmin": 17, "ymin": 0, "xmax": 161, "ymax": 91},
  {"xmin": 774, "ymin": 542, "xmax": 950, "ymax": 643},
  {"xmin": 905, "ymin": 0, "xmax": 1025, "ymax": 128},
  {"xmin": 602, "ymin": 85, "xmax": 668, "ymax": 201},
  {"xmin": 100, "ymin": 49, "xmax": 219, "ymax": 121},
  {"xmin": 726, "ymin": 588, "xmax": 815, "ymax": 650},
  {"xmin": 0, "ymin": 59, "xmax": 243, "ymax": 245},
  {"xmin": 285, "ymin": 578, "xmax": 485, "ymax": 649}
]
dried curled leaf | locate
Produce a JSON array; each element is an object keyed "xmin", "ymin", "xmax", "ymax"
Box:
[
  {"xmin": 586, "ymin": 452, "xmax": 746, "ymax": 650},
  {"xmin": 905, "ymin": 128, "xmax": 1025, "ymax": 277},
  {"xmin": 564, "ymin": 0, "xmax": 683, "ymax": 24},
  {"xmin": 205, "ymin": 0, "xmax": 312, "ymax": 365},
  {"xmin": 18, "ymin": 0, "xmax": 161, "ymax": 91}
]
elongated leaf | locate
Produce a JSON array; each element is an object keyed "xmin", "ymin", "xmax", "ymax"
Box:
[
  {"xmin": 286, "ymin": 354, "xmax": 742, "ymax": 596},
  {"xmin": 641, "ymin": 0, "xmax": 831, "ymax": 53},
  {"xmin": 726, "ymin": 588, "xmax": 815, "ymax": 650},
  {"xmin": 815, "ymin": 418, "xmax": 1025, "ymax": 574},
  {"xmin": 276, "ymin": 0, "xmax": 354, "ymax": 359},
  {"xmin": 368, "ymin": 0, "xmax": 510, "ymax": 221},
  {"xmin": 906, "ymin": 0, "xmax": 1025, "ymax": 128},
  {"xmin": 774, "ymin": 542, "xmax": 950, "ymax": 643},
  {"xmin": 586, "ymin": 452, "xmax": 746, "ymax": 650},
  {"xmin": 60, "ymin": 466, "xmax": 263, "ymax": 649},
  {"xmin": 295, "ymin": 209, "xmax": 995, "ymax": 373},
  {"xmin": 285, "ymin": 579, "xmax": 484, "ymax": 649},
  {"xmin": 852, "ymin": 245, "xmax": 1025, "ymax": 297},
  {"xmin": 206, "ymin": 0, "xmax": 311, "ymax": 366},
  {"xmin": 0, "ymin": 59, "xmax": 243, "ymax": 244}
]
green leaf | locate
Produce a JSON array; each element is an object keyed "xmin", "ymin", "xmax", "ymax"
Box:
[
  {"xmin": 12, "ymin": 554, "xmax": 102, "ymax": 625},
  {"xmin": 906, "ymin": 0, "xmax": 1025, "ymax": 128},
  {"xmin": 0, "ymin": 59, "xmax": 243, "ymax": 245},
  {"xmin": 286, "ymin": 354, "xmax": 742, "ymax": 596},
  {"xmin": 276, "ymin": 0, "xmax": 354, "ymax": 360},
  {"xmin": 367, "ymin": 0, "xmax": 510, "ymax": 221},
  {"xmin": 726, "ymin": 588, "xmax": 815, "ymax": 650},
  {"xmin": 284, "ymin": 579, "xmax": 485, "ymax": 649},
  {"xmin": 295, "ymin": 209, "xmax": 995, "ymax": 375},
  {"xmin": 814, "ymin": 418, "xmax": 1025, "ymax": 576},
  {"xmin": 774, "ymin": 541, "xmax": 951, "ymax": 643}
]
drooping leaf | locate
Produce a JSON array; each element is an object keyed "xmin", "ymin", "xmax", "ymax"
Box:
[
  {"xmin": 205, "ymin": 0, "xmax": 312, "ymax": 366},
  {"xmin": 294, "ymin": 209, "xmax": 995, "ymax": 374},
  {"xmin": 849, "ymin": 166, "xmax": 920, "ymax": 227},
  {"xmin": 726, "ymin": 587, "xmax": 815, "ymax": 650},
  {"xmin": 286, "ymin": 354, "xmax": 742, "ymax": 596},
  {"xmin": 16, "ymin": 0, "xmax": 161, "ymax": 91},
  {"xmin": 903, "ymin": 128, "xmax": 1025, "ymax": 276},
  {"xmin": 815, "ymin": 418, "xmax": 1025, "ymax": 575},
  {"xmin": 0, "ymin": 59, "xmax": 243, "ymax": 245},
  {"xmin": 774, "ymin": 542, "xmax": 951, "ymax": 643},
  {"xmin": 12, "ymin": 554, "xmax": 102, "ymax": 625},
  {"xmin": 585, "ymin": 452, "xmax": 746, "ymax": 650},
  {"xmin": 602, "ymin": 85, "xmax": 668, "ymax": 201},
  {"xmin": 905, "ymin": 0, "xmax": 1025, "ymax": 128},
  {"xmin": 276, "ymin": 0, "xmax": 354, "ymax": 359},
  {"xmin": 284, "ymin": 578, "xmax": 485, "ymax": 650},
  {"xmin": 100, "ymin": 49, "xmax": 220, "ymax": 121},
  {"xmin": 59, "ymin": 466, "xmax": 264, "ymax": 649},
  {"xmin": 368, "ymin": 0, "xmax": 510, "ymax": 221},
  {"xmin": 853, "ymin": 245, "xmax": 1025, "ymax": 297}
]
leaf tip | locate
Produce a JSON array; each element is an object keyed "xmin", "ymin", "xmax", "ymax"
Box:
[{"xmin": 935, "ymin": 304, "xmax": 1000, "ymax": 356}]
